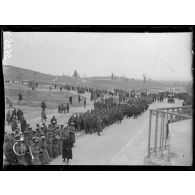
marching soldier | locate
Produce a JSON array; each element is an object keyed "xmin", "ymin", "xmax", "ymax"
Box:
[
  {"xmin": 6, "ymin": 110, "xmax": 11, "ymax": 125},
  {"xmin": 42, "ymin": 123, "xmax": 48, "ymax": 134},
  {"xmin": 31, "ymin": 137, "xmax": 41, "ymax": 165},
  {"xmin": 56, "ymin": 129, "xmax": 62, "ymax": 155},
  {"xmin": 23, "ymin": 131, "xmax": 33, "ymax": 165},
  {"xmin": 69, "ymin": 123, "xmax": 76, "ymax": 146},
  {"xmin": 46, "ymin": 131, "xmax": 53, "ymax": 159},
  {"xmin": 66, "ymin": 102, "xmax": 70, "ymax": 113},
  {"xmin": 17, "ymin": 108, "xmax": 23, "ymax": 122},
  {"xmin": 21, "ymin": 116, "xmax": 27, "ymax": 133},
  {"xmin": 40, "ymin": 136, "xmax": 50, "ymax": 165},
  {"xmin": 11, "ymin": 117, "xmax": 18, "ymax": 132}
]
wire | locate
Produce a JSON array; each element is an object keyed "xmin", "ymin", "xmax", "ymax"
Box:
[{"xmin": 158, "ymin": 57, "xmax": 175, "ymax": 73}]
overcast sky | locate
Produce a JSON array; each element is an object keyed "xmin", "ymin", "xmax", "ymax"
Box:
[{"xmin": 3, "ymin": 32, "xmax": 193, "ymax": 81}]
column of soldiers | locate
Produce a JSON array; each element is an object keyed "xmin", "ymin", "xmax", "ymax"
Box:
[
  {"xmin": 4, "ymin": 110, "xmax": 76, "ymax": 166},
  {"xmin": 67, "ymin": 96, "xmax": 152, "ymax": 136}
]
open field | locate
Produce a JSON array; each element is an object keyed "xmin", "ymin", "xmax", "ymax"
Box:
[
  {"xmin": 4, "ymin": 89, "xmax": 93, "ymax": 133},
  {"xmin": 4, "ymin": 82, "xmax": 85, "ymax": 109}
]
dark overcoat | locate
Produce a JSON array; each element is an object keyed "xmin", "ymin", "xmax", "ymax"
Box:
[{"xmin": 62, "ymin": 138, "xmax": 73, "ymax": 159}]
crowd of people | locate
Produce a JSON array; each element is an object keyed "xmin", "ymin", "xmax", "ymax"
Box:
[
  {"xmin": 4, "ymin": 79, "xmax": 192, "ymax": 166},
  {"xmin": 67, "ymin": 96, "xmax": 152, "ymax": 136},
  {"xmin": 4, "ymin": 108, "xmax": 76, "ymax": 165}
]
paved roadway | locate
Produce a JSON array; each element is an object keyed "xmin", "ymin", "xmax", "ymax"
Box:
[{"xmin": 49, "ymin": 99, "xmax": 183, "ymax": 165}]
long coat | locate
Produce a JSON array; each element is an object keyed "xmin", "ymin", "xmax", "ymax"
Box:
[
  {"xmin": 21, "ymin": 118, "xmax": 27, "ymax": 132},
  {"xmin": 11, "ymin": 120, "xmax": 18, "ymax": 132},
  {"xmin": 62, "ymin": 138, "xmax": 73, "ymax": 159},
  {"xmin": 40, "ymin": 140, "xmax": 50, "ymax": 164},
  {"xmin": 69, "ymin": 128, "xmax": 76, "ymax": 143}
]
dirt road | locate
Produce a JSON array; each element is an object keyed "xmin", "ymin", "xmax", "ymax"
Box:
[
  {"xmin": 49, "ymin": 99, "xmax": 183, "ymax": 165},
  {"xmin": 5, "ymin": 92, "xmax": 93, "ymax": 133}
]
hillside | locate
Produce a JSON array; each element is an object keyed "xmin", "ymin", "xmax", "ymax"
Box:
[
  {"xmin": 3, "ymin": 65, "xmax": 81, "ymax": 85},
  {"xmin": 2, "ymin": 65, "xmax": 180, "ymax": 91}
]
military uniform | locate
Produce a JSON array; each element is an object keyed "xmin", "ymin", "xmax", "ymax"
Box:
[
  {"xmin": 3, "ymin": 136, "xmax": 17, "ymax": 165},
  {"xmin": 40, "ymin": 136, "xmax": 50, "ymax": 164},
  {"xmin": 69, "ymin": 125, "xmax": 76, "ymax": 144},
  {"xmin": 47, "ymin": 131, "xmax": 53, "ymax": 159},
  {"xmin": 11, "ymin": 118, "xmax": 18, "ymax": 132},
  {"xmin": 31, "ymin": 139, "xmax": 41, "ymax": 165}
]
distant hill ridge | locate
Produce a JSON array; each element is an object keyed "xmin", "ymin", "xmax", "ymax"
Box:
[{"xmin": 3, "ymin": 65, "xmax": 178, "ymax": 90}]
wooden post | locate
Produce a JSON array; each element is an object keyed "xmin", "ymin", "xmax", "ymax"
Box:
[
  {"xmin": 148, "ymin": 110, "xmax": 152, "ymax": 158},
  {"xmin": 161, "ymin": 112, "xmax": 165, "ymax": 158},
  {"xmin": 159, "ymin": 112, "xmax": 163, "ymax": 151},
  {"xmin": 154, "ymin": 111, "xmax": 159, "ymax": 156}
]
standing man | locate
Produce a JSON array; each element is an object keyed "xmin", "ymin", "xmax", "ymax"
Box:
[
  {"xmin": 84, "ymin": 98, "xmax": 87, "ymax": 108},
  {"xmin": 39, "ymin": 136, "xmax": 50, "ymax": 165},
  {"xmin": 78, "ymin": 95, "xmax": 81, "ymax": 103},
  {"xmin": 51, "ymin": 116, "xmax": 57, "ymax": 126},
  {"xmin": 69, "ymin": 123, "xmax": 76, "ymax": 146},
  {"xmin": 20, "ymin": 116, "xmax": 27, "ymax": 133},
  {"xmin": 41, "ymin": 110, "xmax": 47, "ymax": 122},
  {"xmin": 41, "ymin": 100, "xmax": 46, "ymax": 112},
  {"xmin": 66, "ymin": 102, "xmax": 70, "ymax": 113},
  {"xmin": 11, "ymin": 116, "xmax": 18, "ymax": 132},
  {"xmin": 17, "ymin": 108, "xmax": 23, "ymax": 122},
  {"xmin": 18, "ymin": 93, "xmax": 23, "ymax": 102},
  {"xmin": 62, "ymin": 134, "xmax": 73, "ymax": 165},
  {"xmin": 6, "ymin": 110, "xmax": 11, "ymax": 125},
  {"xmin": 31, "ymin": 138, "xmax": 41, "ymax": 165},
  {"xmin": 69, "ymin": 96, "xmax": 72, "ymax": 105}
]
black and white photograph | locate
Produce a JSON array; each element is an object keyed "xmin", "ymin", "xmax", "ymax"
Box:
[{"xmin": 1, "ymin": 26, "xmax": 193, "ymax": 169}]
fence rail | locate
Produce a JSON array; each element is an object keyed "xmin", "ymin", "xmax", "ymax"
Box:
[{"xmin": 147, "ymin": 105, "xmax": 192, "ymax": 162}]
